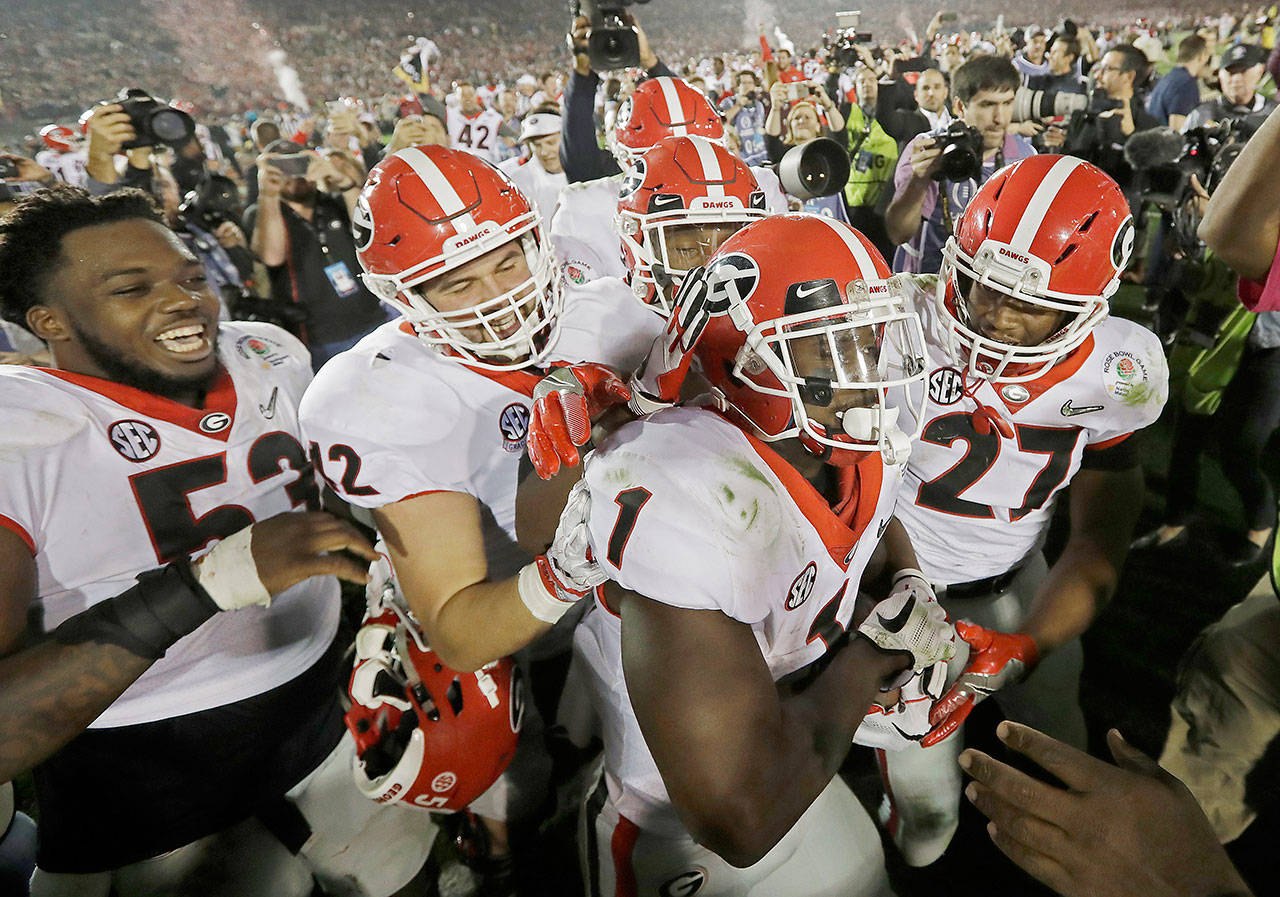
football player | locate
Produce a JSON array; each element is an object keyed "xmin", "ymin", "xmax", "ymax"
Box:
[
  {"xmin": 298, "ymin": 145, "xmax": 661, "ymax": 877},
  {"xmin": 877, "ymin": 154, "xmax": 1169, "ymax": 865},
  {"xmin": 569, "ymin": 214, "xmax": 954, "ymax": 895},
  {"xmin": 34, "ymin": 124, "xmax": 88, "ymax": 188},
  {"xmin": 447, "ymin": 82, "xmax": 512, "ymax": 166},
  {"xmin": 551, "ymin": 75, "xmax": 788, "ymax": 288},
  {"xmin": 0, "ymin": 186, "xmax": 435, "ymax": 897},
  {"xmin": 497, "ymin": 103, "xmax": 567, "ymax": 225}
]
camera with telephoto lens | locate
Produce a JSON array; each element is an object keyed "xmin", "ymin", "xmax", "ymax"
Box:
[
  {"xmin": 177, "ymin": 173, "xmax": 243, "ymax": 234},
  {"xmin": 1011, "ymin": 85, "xmax": 1089, "ymax": 122},
  {"xmin": 571, "ymin": 0, "xmax": 652, "ymax": 71},
  {"xmin": 111, "ymin": 88, "xmax": 196, "ymax": 150},
  {"xmin": 931, "ymin": 121, "xmax": 983, "ymax": 182},
  {"xmin": 1058, "ymin": 90, "xmax": 1124, "ymax": 160}
]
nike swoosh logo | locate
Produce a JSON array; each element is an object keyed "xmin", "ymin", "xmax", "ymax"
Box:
[
  {"xmin": 794, "ymin": 282, "xmax": 829, "ymax": 299},
  {"xmin": 877, "ymin": 596, "xmax": 916, "ymax": 633},
  {"xmin": 1061, "ymin": 400, "xmax": 1104, "ymax": 417},
  {"xmin": 259, "ymin": 387, "xmax": 279, "ymax": 419},
  {"xmin": 650, "ymin": 195, "xmax": 683, "ymax": 208}
]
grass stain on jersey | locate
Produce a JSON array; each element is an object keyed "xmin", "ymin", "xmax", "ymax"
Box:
[
  {"xmin": 1120, "ymin": 381, "xmax": 1157, "ymax": 407},
  {"xmin": 721, "ymin": 484, "xmax": 736, "ymax": 503},
  {"xmin": 605, "ymin": 466, "xmax": 631, "ymax": 484},
  {"xmin": 740, "ymin": 498, "xmax": 760, "ymax": 528},
  {"xmin": 729, "ymin": 457, "xmax": 775, "ymax": 491}
]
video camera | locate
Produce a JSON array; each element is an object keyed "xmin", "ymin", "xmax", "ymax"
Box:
[
  {"xmin": 825, "ymin": 10, "xmax": 872, "ymax": 70},
  {"xmin": 1125, "ymin": 114, "xmax": 1267, "ymax": 255},
  {"xmin": 107, "ymin": 88, "xmax": 196, "ymax": 150},
  {"xmin": 571, "ymin": 0, "xmax": 652, "ymax": 71}
]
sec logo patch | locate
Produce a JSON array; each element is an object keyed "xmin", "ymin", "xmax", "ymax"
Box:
[
  {"xmin": 928, "ymin": 368, "xmax": 964, "ymax": 405},
  {"xmin": 499, "ymin": 403, "xmax": 530, "ymax": 453},
  {"xmin": 108, "ymin": 420, "xmax": 161, "ymax": 462},
  {"xmin": 786, "ymin": 561, "xmax": 818, "ymax": 611}
]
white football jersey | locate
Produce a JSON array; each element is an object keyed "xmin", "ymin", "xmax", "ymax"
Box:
[
  {"xmin": 576, "ymin": 407, "xmax": 903, "ymax": 832},
  {"xmin": 498, "ymin": 154, "xmax": 567, "ymax": 228},
  {"xmin": 35, "ymin": 149, "xmax": 88, "ymax": 188},
  {"xmin": 0, "ymin": 323, "xmax": 338, "ymax": 728},
  {"xmin": 548, "ymin": 166, "xmax": 789, "ymax": 288},
  {"xmin": 447, "ymin": 107, "xmax": 507, "ymax": 165},
  {"xmin": 299, "ymin": 280, "xmax": 663, "ymax": 580},
  {"xmin": 890, "ymin": 276, "xmax": 1168, "ymax": 584}
]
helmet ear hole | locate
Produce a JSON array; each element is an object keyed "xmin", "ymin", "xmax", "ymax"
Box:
[{"xmin": 445, "ymin": 678, "xmax": 464, "ymax": 716}]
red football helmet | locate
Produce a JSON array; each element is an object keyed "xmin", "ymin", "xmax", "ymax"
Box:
[
  {"xmin": 608, "ymin": 77, "xmax": 726, "ymax": 168},
  {"xmin": 938, "ymin": 154, "xmax": 1134, "ymax": 382},
  {"xmin": 694, "ymin": 214, "xmax": 928, "ymax": 465},
  {"xmin": 616, "ymin": 135, "xmax": 767, "ymax": 316},
  {"xmin": 39, "ymin": 124, "xmax": 78, "ymax": 153},
  {"xmin": 353, "ymin": 145, "xmax": 561, "ymax": 369},
  {"xmin": 345, "ymin": 604, "xmax": 523, "ymax": 813}
]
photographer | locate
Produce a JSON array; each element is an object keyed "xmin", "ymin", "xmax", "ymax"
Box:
[
  {"xmin": 83, "ymin": 104, "xmax": 159, "ymax": 195},
  {"xmin": 1076, "ymin": 45, "xmax": 1159, "ymax": 194},
  {"xmin": 1183, "ymin": 43, "xmax": 1275, "ymax": 132},
  {"xmin": 885, "ymin": 55, "xmax": 1035, "ymax": 275},
  {"xmin": 833, "ymin": 66, "xmax": 899, "ymax": 258},
  {"xmin": 1012, "ymin": 26, "xmax": 1051, "ymax": 82},
  {"xmin": 721, "ymin": 69, "xmax": 769, "ymax": 166},
  {"xmin": 245, "ymin": 141, "xmax": 387, "ymax": 370},
  {"xmin": 560, "ymin": 10, "xmax": 674, "ymax": 183},
  {"xmin": 1028, "ymin": 36, "xmax": 1086, "ymax": 96}
]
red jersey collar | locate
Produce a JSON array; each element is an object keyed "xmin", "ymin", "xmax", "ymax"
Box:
[
  {"xmin": 36, "ymin": 365, "xmax": 239, "ymax": 441},
  {"xmin": 736, "ymin": 424, "xmax": 885, "ymax": 570}
]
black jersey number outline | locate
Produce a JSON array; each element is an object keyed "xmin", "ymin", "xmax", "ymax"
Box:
[
  {"xmin": 130, "ymin": 431, "xmax": 317, "ymax": 563},
  {"xmin": 915, "ymin": 412, "xmax": 1081, "ymax": 521},
  {"xmin": 606, "ymin": 487, "xmax": 652, "ymax": 569}
]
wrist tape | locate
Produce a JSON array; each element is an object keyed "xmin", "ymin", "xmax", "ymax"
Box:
[
  {"xmin": 192, "ymin": 526, "xmax": 271, "ymax": 610},
  {"xmin": 516, "ymin": 561, "xmax": 577, "ymax": 624},
  {"xmin": 52, "ymin": 560, "xmax": 219, "ymax": 659}
]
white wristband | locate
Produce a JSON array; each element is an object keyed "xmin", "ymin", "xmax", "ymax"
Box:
[
  {"xmin": 891, "ymin": 567, "xmax": 927, "ymax": 586},
  {"xmin": 516, "ymin": 562, "xmax": 576, "ymax": 624},
  {"xmin": 193, "ymin": 526, "xmax": 272, "ymax": 610}
]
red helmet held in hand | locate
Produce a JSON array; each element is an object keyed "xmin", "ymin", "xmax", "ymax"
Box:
[{"xmin": 345, "ymin": 606, "xmax": 523, "ymax": 812}]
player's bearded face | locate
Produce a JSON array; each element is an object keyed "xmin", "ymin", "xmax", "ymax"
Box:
[{"xmin": 49, "ymin": 220, "xmax": 222, "ymax": 401}]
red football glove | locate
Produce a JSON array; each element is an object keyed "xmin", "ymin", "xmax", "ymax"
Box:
[
  {"xmin": 526, "ymin": 363, "xmax": 631, "ymax": 479},
  {"xmin": 628, "ymin": 264, "xmax": 713, "ymax": 415},
  {"xmin": 920, "ymin": 621, "xmax": 1039, "ymax": 747}
]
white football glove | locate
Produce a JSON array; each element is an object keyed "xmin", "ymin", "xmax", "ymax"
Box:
[
  {"xmin": 853, "ymin": 661, "xmax": 948, "ymax": 751},
  {"xmin": 517, "ymin": 478, "xmax": 608, "ymax": 623},
  {"xmin": 856, "ymin": 568, "xmax": 955, "ymax": 673}
]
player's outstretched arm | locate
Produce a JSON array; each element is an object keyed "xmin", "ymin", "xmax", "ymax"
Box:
[
  {"xmin": 925, "ymin": 466, "xmax": 1142, "ymax": 745},
  {"xmin": 962, "ymin": 722, "xmax": 1253, "ymax": 897},
  {"xmin": 620, "ymin": 591, "xmax": 911, "ymax": 867},
  {"xmin": 0, "ymin": 512, "xmax": 376, "ymax": 782},
  {"xmin": 375, "ymin": 487, "xmax": 600, "ymax": 672},
  {"xmin": 1019, "ymin": 465, "xmax": 1143, "ymax": 656}
]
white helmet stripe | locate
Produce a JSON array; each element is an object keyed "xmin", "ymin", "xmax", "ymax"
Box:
[
  {"xmin": 657, "ymin": 77, "xmax": 688, "ymax": 137},
  {"xmin": 819, "ymin": 214, "xmax": 881, "ymax": 281},
  {"xmin": 393, "ymin": 146, "xmax": 478, "ymax": 232},
  {"xmin": 1008, "ymin": 155, "xmax": 1083, "ymax": 253},
  {"xmin": 690, "ymin": 136, "xmax": 726, "ymax": 199}
]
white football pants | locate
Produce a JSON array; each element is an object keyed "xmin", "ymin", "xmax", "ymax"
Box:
[{"xmin": 878, "ymin": 553, "xmax": 1088, "ymax": 866}]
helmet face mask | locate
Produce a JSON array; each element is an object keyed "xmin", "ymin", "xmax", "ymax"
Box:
[
  {"xmin": 355, "ymin": 146, "xmax": 562, "ymax": 370},
  {"xmin": 690, "ymin": 215, "xmax": 929, "ymax": 467},
  {"xmin": 731, "ymin": 279, "xmax": 927, "ymax": 465},
  {"xmin": 936, "ymin": 154, "xmax": 1132, "ymax": 383}
]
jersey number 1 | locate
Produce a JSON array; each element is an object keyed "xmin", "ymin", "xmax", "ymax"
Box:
[{"xmin": 605, "ymin": 487, "xmax": 652, "ymax": 568}]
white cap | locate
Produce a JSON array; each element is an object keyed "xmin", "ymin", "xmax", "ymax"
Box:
[
  {"xmin": 520, "ymin": 112, "xmax": 562, "ymax": 142},
  {"xmin": 517, "ymin": 73, "xmax": 538, "ymax": 87}
]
